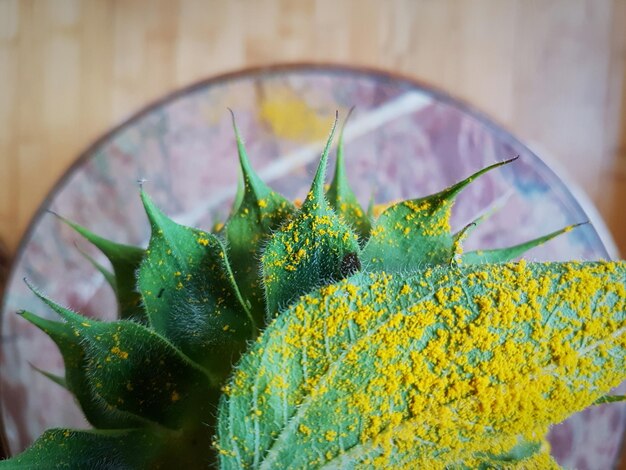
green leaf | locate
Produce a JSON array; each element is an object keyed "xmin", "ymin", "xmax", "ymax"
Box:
[
  {"xmin": 224, "ymin": 112, "xmax": 296, "ymax": 323},
  {"xmin": 20, "ymin": 302, "xmax": 145, "ymax": 429},
  {"xmin": 25, "ymin": 287, "xmax": 219, "ymax": 430},
  {"xmin": 0, "ymin": 428, "xmax": 169, "ymax": 470},
  {"xmin": 327, "ymin": 108, "xmax": 371, "ymax": 241},
  {"xmin": 139, "ymin": 191, "xmax": 254, "ymax": 378},
  {"xmin": 462, "ymin": 223, "xmax": 586, "ymax": 264},
  {"xmin": 218, "ymin": 261, "xmax": 625, "ymax": 468},
  {"xmin": 361, "ymin": 158, "xmax": 517, "ymax": 271},
  {"xmin": 261, "ymin": 116, "xmax": 361, "ymax": 317},
  {"xmin": 55, "ymin": 214, "xmax": 146, "ymax": 323}
]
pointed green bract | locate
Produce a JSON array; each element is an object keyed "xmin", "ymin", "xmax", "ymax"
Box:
[
  {"xmin": 139, "ymin": 191, "xmax": 254, "ymax": 378},
  {"xmin": 462, "ymin": 223, "xmax": 586, "ymax": 264},
  {"xmin": 20, "ymin": 302, "xmax": 144, "ymax": 429},
  {"xmin": 450, "ymin": 221, "xmax": 476, "ymax": 264},
  {"xmin": 224, "ymin": 113, "xmax": 296, "ymax": 323},
  {"xmin": 38, "ymin": 296, "xmax": 218, "ymax": 429},
  {"xmin": 231, "ymin": 158, "xmax": 246, "ymax": 215},
  {"xmin": 218, "ymin": 261, "xmax": 625, "ymax": 468},
  {"xmin": 326, "ymin": 109, "xmax": 371, "ymax": 241},
  {"xmin": 75, "ymin": 245, "xmax": 117, "ymax": 291},
  {"xmin": 452, "ymin": 189, "xmax": 513, "ymax": 243},
  {"xmin": 29, "ymin": 363, "xmax": 67, "ymax": 389},
  {"xmin": 56, "ymin": 215, "xmax": 146, "ymax": 323},
  {"xmin": 0, "ymin": 425, "xmax": 222, "ymax": 470},
  {"xmin": 261, "ymin": 117, "xmax": 361, "ymax": 317},
  {"xmin": 0, "ymin": 429, "xmax": 168, "ymax": 470},
  {"xmin": 361, "ymin": 158, "xmax": 517, "ymax": 271},
  {"xmin": 594, "ymin": 395, "xmax": 626, "ymax": 405}
]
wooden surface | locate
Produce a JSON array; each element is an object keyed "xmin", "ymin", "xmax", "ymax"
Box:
[{"xmin": 0, "ymin": 0, "xmax": 625, "ymax": 259}]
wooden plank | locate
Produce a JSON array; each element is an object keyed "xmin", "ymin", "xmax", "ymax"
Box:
[
  {"xmin": 0, "ymin": 0, "xmax": 19, "ymax": 220},
  {"xmin": 0, "ymin": 0, "xmax": 623, "ymax": 256},
  {"xmin": 601, "ymin": 0, "xmax": 626, "ymax": 261}
]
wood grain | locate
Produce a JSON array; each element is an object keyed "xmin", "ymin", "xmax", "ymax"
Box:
[{"xmin": 0, "ymin": 0, "xmax": 625, "ymax": 258}]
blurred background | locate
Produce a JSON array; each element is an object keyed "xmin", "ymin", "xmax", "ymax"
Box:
[{"xmin": 0, "ymin": 0, "xmax": 625, "ymax": 264}]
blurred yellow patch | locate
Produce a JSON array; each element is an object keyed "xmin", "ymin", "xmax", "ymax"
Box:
[{"xmin": 260, "ymin": 92, "xmax": 333, "ymax": 141}]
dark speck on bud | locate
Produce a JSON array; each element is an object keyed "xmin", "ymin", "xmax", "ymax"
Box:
[{"xmin": 340, "ymin": 252, "xmax": 361, "ymax": 278}]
